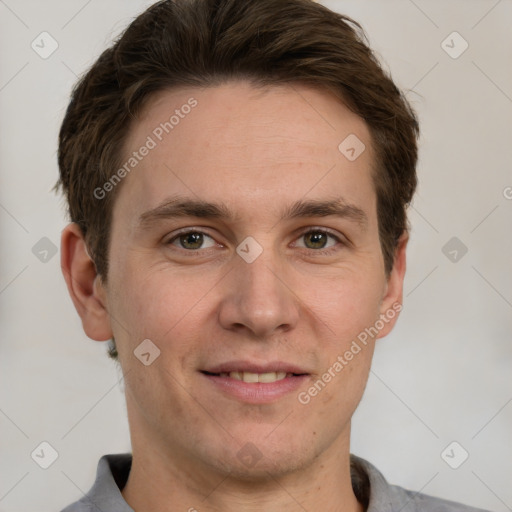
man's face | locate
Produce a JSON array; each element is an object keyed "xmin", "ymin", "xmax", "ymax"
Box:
[{"xmin": 96, "ymin": 81, "xmax": 405, "ymax": 478}]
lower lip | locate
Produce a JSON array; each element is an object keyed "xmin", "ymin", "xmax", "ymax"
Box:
[{"xmin": 200, "ymin": 372, "xmax": 309, "ymax": 404}]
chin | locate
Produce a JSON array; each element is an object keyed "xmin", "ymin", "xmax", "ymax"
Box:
[
  {"xmin": 200, "ymin": 434, "xmax": 315, "ymax": 482},
  {"xmin": 225, "ymin": 454, "xmax": 309, "ymax": 483}
]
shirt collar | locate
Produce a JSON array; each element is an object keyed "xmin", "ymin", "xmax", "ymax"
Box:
[{"xmin": 79, "ymin": 453, "xmax": 134, "ymax": 512}]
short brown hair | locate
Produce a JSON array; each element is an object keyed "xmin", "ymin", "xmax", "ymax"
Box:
[{"xmin": 56, "ymin": 0, "xmax": 419, "ymax": 358}]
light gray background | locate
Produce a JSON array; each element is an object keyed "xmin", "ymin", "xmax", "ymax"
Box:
[{"xmin": 0, "ymin": 1, "xmax": 511, "ymax": 511}]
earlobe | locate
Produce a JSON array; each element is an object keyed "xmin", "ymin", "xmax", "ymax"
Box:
[
  {"xmin": 60, "ymin": 223, "xmax": 113, "ymax": 341},
  {"xmin": 376, "ymin": 232, "xmax": 408, "ymax": 339}
]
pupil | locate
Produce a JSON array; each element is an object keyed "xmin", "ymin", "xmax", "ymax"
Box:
[
  {"xmin": 182, "ymin": 232, "xmax": 203, "ymax": 249},
  {"xmin": 307, "ymin": 232, "xmax": 326, "ymax": 249}
]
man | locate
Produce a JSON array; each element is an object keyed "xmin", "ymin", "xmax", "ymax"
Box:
[{"xmin": 56, "ymin": 0, "xmax": 490, "ymax": 510}]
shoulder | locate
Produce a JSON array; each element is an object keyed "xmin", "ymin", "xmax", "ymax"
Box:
[
  {"xmin": 350, "ymin": 455, "xmax": 493, "ymax": 512},
  {"xmin": 59, "ymin": 453, "xmax": 133, "ymax": 512},
  {"xmin": 393, "ymin": 485, "xmax": 493, "ymax": 512},
  {"xmin": 60, "ymin": 499, "xmax": 96, "ymax": 512}
]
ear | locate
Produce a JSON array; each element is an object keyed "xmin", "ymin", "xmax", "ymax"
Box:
[
  {"xmin": 60, "ymin": 222, "xmax": 113, "ymax": 341},
  {"xmin": 376, "ymin": 231, "xmax": 408, "ymax": 339}
]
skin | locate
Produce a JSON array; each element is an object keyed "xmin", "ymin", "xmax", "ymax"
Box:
[{"xmin": 61, "ymin": 81, "xmax": 408, "ymax": 512}]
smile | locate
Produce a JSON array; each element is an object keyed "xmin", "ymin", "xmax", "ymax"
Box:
[
  {"xmin": 207, "ymin": 371, "xmax": 293, "ymax": 383},
  {"xmin": 200, "ymin": 366, "xmax": 309, "ymax": 403}
]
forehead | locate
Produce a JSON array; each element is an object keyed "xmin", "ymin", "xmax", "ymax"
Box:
[{"xmin": 114, "ymin": 81, "xmax": 376, "ymax": 229}]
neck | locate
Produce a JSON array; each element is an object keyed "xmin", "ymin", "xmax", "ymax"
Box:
[{"xmin": 121, "ymin": 425, "xmax": 365, "ymax": 512}]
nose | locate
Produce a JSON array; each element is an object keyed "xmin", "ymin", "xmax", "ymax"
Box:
[{"xmin": 217, "ymin": 244, "xmax": 300, "ymax": 339}]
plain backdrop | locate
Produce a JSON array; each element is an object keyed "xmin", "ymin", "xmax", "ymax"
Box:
[{"xmin": 0, "ymin": 1, "xmax": 511, "ymax": 511}]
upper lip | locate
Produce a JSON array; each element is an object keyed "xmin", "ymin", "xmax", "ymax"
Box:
[{"xmin": 202, "ymin": 360, "xmax": 309, "ymax": 375}]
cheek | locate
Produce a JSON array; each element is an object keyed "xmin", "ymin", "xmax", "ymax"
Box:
[
  {"xmin": 302, "ymin": 273, "xmax": 382, "ymax": 409},
  {"xmin": 316, "ymin": 333, "xmax": 375, "ymax": 411},
  {"xmin": 108, "ymin": 258, "xmax": 210, "ymax": 344},
  {"xmin": 306, "ymin": 271, "xmax": 384, "ymax": 339}
]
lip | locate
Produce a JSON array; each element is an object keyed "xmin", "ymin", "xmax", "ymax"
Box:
[
  {"xmin": 200, "ymin": 372, "xmax": 309, "ymax": 404},
  {"xmin": 203, "ymin": 360, "xmax": 309, "ymax": 375},
  {"xmin": 200, "ymin": 360, "xmax": 310, "ymax": 404}
]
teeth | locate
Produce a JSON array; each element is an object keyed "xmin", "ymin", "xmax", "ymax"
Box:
[
  {"xmin": 227, "ymin": 371, "xmax": 288, "ymax": 383},
  {"xmin": 258, "ymin": 371, "xmax": 287, "ymax": 383}
]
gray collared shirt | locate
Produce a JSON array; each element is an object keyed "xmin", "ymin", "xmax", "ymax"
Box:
[{"xmin": 60, "ymin": 453, "xmax": 492, "ymax": 512}]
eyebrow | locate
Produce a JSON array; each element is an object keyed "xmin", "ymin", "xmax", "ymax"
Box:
[{"xmin": 137, "ymin": 195, "xmax": 368, "ymax": 231}]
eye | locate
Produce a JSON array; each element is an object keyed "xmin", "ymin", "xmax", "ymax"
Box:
[
  {"xmin": 167, "ymin": 230, "xmax": 217, "ymax": 250},
  {"xmin": 165, "ymin": 227, "xmax": 344, "ymax": 255},
  {"xmin": 294, "ymin": 229, "xmax": 342, "ymax": 252}
]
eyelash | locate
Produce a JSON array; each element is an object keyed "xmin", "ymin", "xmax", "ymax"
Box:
[{"xmin": 165, "ymin": 227, "xmax": 345, "ymax": 256}]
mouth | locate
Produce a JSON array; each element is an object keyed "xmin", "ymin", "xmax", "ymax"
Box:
[
  {"xmin": 199, "ymin": 362, "xmax": 310, "ymax": 403},
  {"xmin": 201, "ymin": 370, "xmax": 305, "ymax": 383}
]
